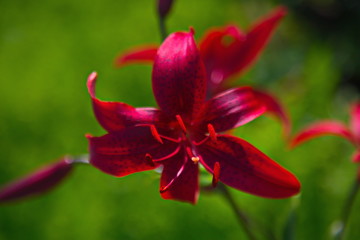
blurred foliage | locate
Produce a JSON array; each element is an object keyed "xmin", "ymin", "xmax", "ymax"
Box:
[{"xmin": 0, "ymin": 0, "xmax": 359, "ymax": 239}]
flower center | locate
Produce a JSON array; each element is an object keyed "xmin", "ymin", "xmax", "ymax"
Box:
[
  {"xmin": 146, "ymin": 115, "xmax": 221, "ymax": 192},
  {"xmin": 146, "ymin": 115, "xmax": 218, "ymax": 164}
]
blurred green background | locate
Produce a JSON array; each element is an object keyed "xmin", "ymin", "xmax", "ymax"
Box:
[{"xmin": 0, "ymin": 0, "xmax": 359, "ymax": 239}]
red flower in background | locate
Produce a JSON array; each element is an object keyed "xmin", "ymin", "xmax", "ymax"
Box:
[
  {"xmin": 115, "ymin": 7, "xmax": 291, "ymax": 135},
  {"xmin": 291, "ymin": 102, "xmax": 360, "ymax": 163},
  {"xmin": 88, "ymin": 29, "xmax": 300, "ymax": 204}
]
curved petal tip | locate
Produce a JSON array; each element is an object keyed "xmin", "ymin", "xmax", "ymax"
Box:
[
  {"xmin": 290, "ymin": 121, "xmax": 355, "ymax": 149},
  {"xmin": 114, "ymin": 46, "xmax": 158, "ymax": 68},
  {"xmin": 189, "ymin": 26, "xmax": 195, "ymax": 36},
  {"xmin": 274, "ymin": 6, "xmax": 288, "ymax": 17},
  {"xmin": 352, "ymin": 151, "xmax": 360, "ymax": 163},
  {"xmin": 87, "ymin": 72, "xmax": 98, "ymax": 98}
]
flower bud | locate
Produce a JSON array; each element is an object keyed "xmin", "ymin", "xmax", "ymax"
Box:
[
  {"xmin": 157, "ymin": 0, "xmax": 174, "ymax": 19},
  {"xmin": 0, "ymin": 157, "xmax": 73, "ymax": 203}
]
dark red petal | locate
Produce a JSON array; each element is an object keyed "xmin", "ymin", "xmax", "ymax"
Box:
[
  {"xmin": 291, "ymin": 121, "xmax": 356, "ymax": 148},
  {"xmin": 87, "ymin": 72, "xmax": 166, "ymax": 132},
  {"xmin": 152, "ymin": 30, "xmax": 207, "ymax": 121},
  {"xmin": 88, "ymin": 126, "xmax": 178, "ymax": 177},
  {"xmin": 195, "ymin": 87, "xmax": 266, "ymax": 132},
  {"xmin": 199, "ymin": 7, "xmax": 286, "ymax": 95},
  {"xmin": 160, "ymin": 151, "xmax": 199, "ymax": 204},
  {"xmin": 0, "ymin": 158, "xmax": 73, "ymax": 203},
  {"xmin": 352, "ymin": 150, "xmax": 360, "ymax": 163},
  {"xmin": 350, "ymin": 102, "xmax": 360, "ymax": 142},
  {"xmin": 198, "ymin": 135, "xmax": 300, "ymax": 198},
  {"xmin": 114, "ymin": 46, "xmax": 158, "ymax": 67},
  {"xmin": 254, "ymin": 89, "xmax": 291, "ymax": 137}
]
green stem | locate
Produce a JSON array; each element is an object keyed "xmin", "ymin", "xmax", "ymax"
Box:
[
  {"xmin": 334, "ymin": 178, "xmax": 360, "ymax": 240},
  {"xmin": 158, "ymin": 16, "xmax": 167, "ymax": 41},
  {"xmin": 218, "ymin": 184, "xmax": 258, "ymax": 240}
]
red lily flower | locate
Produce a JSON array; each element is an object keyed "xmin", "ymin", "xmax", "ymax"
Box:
[
  {"xmin": 114, "ymin": 7, "xmax": 291, "ymax": 136},
  {"xmin": 0, "ymin": 157, "xmax": 74, "ymax": 203},
  {"xmin": 291, "ymin": 102, "xmax": 360, "ymax": 163},
  {"xmin": 88, "ymin": 29, "xmax": 300, "ymax": 204}
]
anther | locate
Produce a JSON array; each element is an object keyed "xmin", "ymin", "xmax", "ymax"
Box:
[
  {"xmin": 207, "ymin": 124, "xmax": 217, "ymax": 141},
  {"xmin": 212, "ymin": 162, "xmax": 220, "ymax": 188},
  {"xmin": 176, "ymin": 115, "xmax": 187, "ymax": 133},
  {"xmin": 145, "ymin": 153, "xmax": 155, "ymax": 167},
  {"xmin": 150, "ymin": 125, "xmax": 163, "ymax": 144}
]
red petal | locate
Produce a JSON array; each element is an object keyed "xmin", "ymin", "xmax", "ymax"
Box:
[
  {"xmin": 291, "ymin": 121, "xmax": 356, "ymax": 148},
  {"xmin": 114, "ymin": 46, "xmax": 158, "ymax": 67},
  {"xmin": 87, "ymin": 72, "xmax": 166, "ymax": 132},
  {"xmin": 350, "ymin": 102, "xmax": 360, "ymax": 142},
  {"xmin": 195, "ymin": 87, "xmax": 265, "ymax": 132},
  {"xmin": 152, "ymin": 30, "xmax": 207, "ymax": 121},
  {"xmin": 199, "ymin": 25, "xmax": 246, "ymax": 94},
  {"xmin": 160, "ymin": 151, "xmax": 199, "ymax": 204},
  {"xmin": 234, "ymin": 6, "xmax": 286, "ymax": 75},
  {"xmin": 198, "ymin": 135, "xmax": 300, "ymax": 198},
  {"xmin": 0, "ymin": 158, "xmax": 73, "ymax": 203},
  {"xmin": 88, "ymin": 126, "xmax": 178, "ymax": 177},
  {"xmin": 199, "ymin": 7, "xmax": 287, "ymax": 95},
  {"xmin": 254, "ymin": 89, "xmax": 291, "ymax": 137}
]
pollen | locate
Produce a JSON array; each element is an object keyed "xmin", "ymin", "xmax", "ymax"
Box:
[{"xmin": 191, "ymin": 157, "xmax": 200, "ymax": 163}]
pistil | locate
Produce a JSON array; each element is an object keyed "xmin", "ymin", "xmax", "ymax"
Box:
[{"xmin": 160, "ymin": 156, "xmax": 188, "ymax": 193}]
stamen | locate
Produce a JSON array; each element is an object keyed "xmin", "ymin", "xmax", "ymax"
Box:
[
  {"xmin": 158, "ymin": 135, "xmax": 181, "ymax": 143},
  {"xmin": 207, "ymin": 124, "xmax": 217, "ymax": 141},
  {"xmin": 140, "ymin": 123, "xmax": 181, "ymax": 143},
  {"xmin": 160, "ymin": 157, "xmax": 188, "ymax": 193},
  {"xmin": 192, "ymin": 136, "xmax": 209, "ymax": 146},
  {"xmin": 176, "ymin": 115, "xmax": 187, "ymax": 133},
  {"xmin": 212, "ymin": 162, "xmax": 221, "ymax": 188},
  {"xmin": 152, "ymin": 145, "xmax": 181, "ymax": 162},
  {"xmin": 150, "ymin": 125, "xmax": 163, "ymax": 144},
  {"xmin": 145, "ymin": 153, "xmax": 155, "ymax": 167}
]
